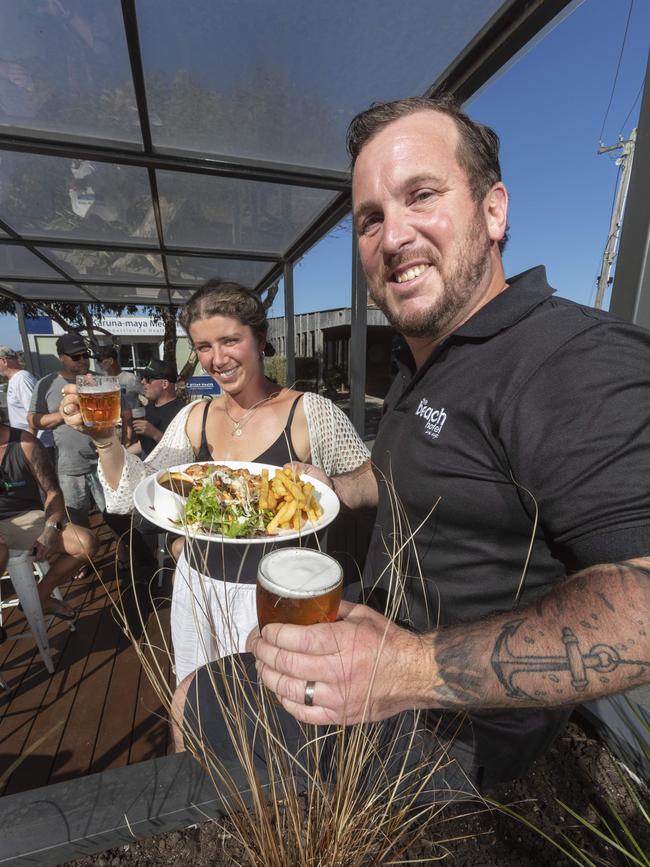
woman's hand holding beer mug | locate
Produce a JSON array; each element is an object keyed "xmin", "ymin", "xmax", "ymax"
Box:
[
  {"xmin": 60, "ymin": 378, "xmax": 125, "ymax": 483},
  {"xmin": 248, "ymin": 591, "xmax": 433, "ymax": 726},
  {"xmin": 60, "ymin": 376, "xmax": 119, "ymax": 438},
  {"xmin": 59, "ymin": 373, "xmax": 124, "ymax": 488},
  {"xmin": 59, "ymin": 383, "xmax": 96, "ymax": 436}
]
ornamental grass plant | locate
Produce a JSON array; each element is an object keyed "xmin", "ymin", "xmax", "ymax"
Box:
[
  {"xmin": 95, "ymin": 474, "xmax": 650, "ymax": 866},
  {"xmin": 110, "ymin": 482, "xmax": 482, "ymax": 866}
]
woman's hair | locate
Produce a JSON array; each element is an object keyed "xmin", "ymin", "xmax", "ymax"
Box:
[{"xmin": 180, "ymin": 279, "xmax": 274, "ymax": 355}]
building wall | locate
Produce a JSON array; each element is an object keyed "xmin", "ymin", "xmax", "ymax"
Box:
[
  {"xmin": 25, "ymin": 316, "xmax": 194, "ymax": 379},
  {"xmin": 267, "ymin": 306, "xmax": 393, "ymax": 397}
]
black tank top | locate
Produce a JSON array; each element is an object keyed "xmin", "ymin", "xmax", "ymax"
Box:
[
  {"xmin": 191, "ymin": 395, "xmax": 306, "ymax": 585},
  {"xmin": 195, "ymin": 394, "xmax": 302, "ymax": 463},
  {"xmin": 0, "ymin": 428, "xmax": 43, "ymax": 519}
]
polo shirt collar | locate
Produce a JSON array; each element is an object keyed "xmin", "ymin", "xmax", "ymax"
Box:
[
  {"xmin": 393, "ymin": 265, "xmax": 556, "ymax": 378},
  {"xmin": 453, "ymin": 265, "xmax": 555, "ymax": 339}
]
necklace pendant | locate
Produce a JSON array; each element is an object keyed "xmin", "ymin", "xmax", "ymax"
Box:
[{"xmin": 233, "ymin": 427, "xmax": 243, "ymax": 437}]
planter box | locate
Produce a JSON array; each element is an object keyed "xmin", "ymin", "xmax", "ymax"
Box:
[{"xmin": 0, "ymin": 752, "xmax": 264, "ymax": 866}]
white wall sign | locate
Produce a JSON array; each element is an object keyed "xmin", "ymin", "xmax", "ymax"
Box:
[
  {"xmin": 49, "ymin": 317, "xmax": 184, "ymax": 337},
  {"xmin": 94, "ymin": 317, "xmax": 166, "ymax": 336}
]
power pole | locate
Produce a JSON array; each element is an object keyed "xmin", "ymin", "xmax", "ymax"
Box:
[{"xmin": 595, "ymin": 129, "xmax": 637, "ymax": 309}]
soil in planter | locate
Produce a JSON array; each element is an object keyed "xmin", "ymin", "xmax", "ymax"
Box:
[{"xmin": 66, "ymin": 722, "xmax": 649, "ymax": 867}]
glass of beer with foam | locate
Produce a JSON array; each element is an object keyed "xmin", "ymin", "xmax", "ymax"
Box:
[
  {"xmin": 76, "ymin": 374, "xmax": 121, "ymax": 431},
  {"xmin": 257, "ymin": 548, "xmax": 343, "ymax": 629}
]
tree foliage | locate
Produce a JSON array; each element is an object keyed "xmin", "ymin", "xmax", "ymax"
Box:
[{"xmin": 0, "ymin": 282, "xmax": 279, "ymax": 384}]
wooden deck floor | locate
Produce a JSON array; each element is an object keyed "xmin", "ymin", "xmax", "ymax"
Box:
[{"xmin": 0, "ymin": 518, "xmax": 174, "ymax": 797}]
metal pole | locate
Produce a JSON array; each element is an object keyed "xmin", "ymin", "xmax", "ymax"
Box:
[
  {"xmin": 316, "ymin": 311, "xmax": 324, "ymax": 393},
  {"xmin": 14, "ymin": 301, "xmax": 34, "ymax": 374},
  {"xmin": 609, "ymin": 51, "xmax": 650, "ymax": 326},
  {"xmin": 595, "ymin": 130, "xmax": 636, "ymax": 309},
  {"xmin": 349, "ymin": 233, "xmax": 367, "ymax": 436},
  {"xmin": 283, "ymin": 262, "xmax": 296, "ymax": 387}
]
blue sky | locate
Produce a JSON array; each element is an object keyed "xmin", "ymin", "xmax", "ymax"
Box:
[
  {"xmin": 271, "ymin": 0, "xmax": 650, "ymax": 320},
  {"xmin": 1, "ymin": 0, "xmax": 648, "ymax": 343}
]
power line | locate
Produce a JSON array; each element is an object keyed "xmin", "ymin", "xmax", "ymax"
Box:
[
  {"xmin": 598, "ymin": 0, "xmax": 634, "ymax": 144},
  {"xmin": 618, "ymin": 78, "xmax": 644, "ymax": 137}
]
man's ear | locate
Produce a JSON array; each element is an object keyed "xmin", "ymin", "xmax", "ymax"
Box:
[{"xmin": 483, "ymin": 182, "xmax": 508, "ymax": 245}]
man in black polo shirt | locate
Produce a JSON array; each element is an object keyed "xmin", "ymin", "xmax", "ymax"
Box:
[
  {"xmin": 111, "ymin": 358, "xmax": 185, "ymax": 575},
  {"xmin": 174, "ymin": 95, "xmax": 650, "ymax": 795},
  {"xmin": 128, "ymin": 359, "xmax": 184, "ymax": 458}
]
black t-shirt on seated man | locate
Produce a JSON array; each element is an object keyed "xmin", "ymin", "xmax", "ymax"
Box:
[{"xmin": 139, "ymin": 397, "xmax": 185, "ymax": 458}]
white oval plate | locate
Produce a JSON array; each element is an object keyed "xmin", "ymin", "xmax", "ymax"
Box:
[{"xmin": 133, "ymin": 460, "xmax": 340, "ymax": 545}]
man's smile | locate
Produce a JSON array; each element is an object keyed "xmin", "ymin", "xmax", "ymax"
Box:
[{"xmin": 393, "ymin": 263, "xmax": 431, "ymax": 284}]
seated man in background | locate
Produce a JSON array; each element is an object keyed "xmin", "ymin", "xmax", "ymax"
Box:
[
  {"xmin": 108, "ymin": 358, "xmax": 184, "ymax": 577},
  {"xmin": 0, "ymin": 423, "xmax": 97, "ymax": 620},
  {"xmin": 127, "ymin": 359, "xmax": 184, "ymax": 457},
  {"xmin": 125, "ymin": 359, "xmax": 186, "ymax": 567}
]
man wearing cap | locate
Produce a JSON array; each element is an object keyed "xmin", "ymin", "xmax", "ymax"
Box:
[
  {"xmin": 28, "ymin": 332, "xmax": 105, "ymax": 527},
  {"xmin": 0, "ymin": 347, "xmax": 54, "ymax": 452},
  {"xmin": 128, "ymin": 359, "xmax": 184, "ymax": 458}
]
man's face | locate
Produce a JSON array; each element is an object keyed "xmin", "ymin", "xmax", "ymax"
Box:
[
  {"xmin": 141, "ymin": 376, "xmax": 165, "ymax": 401},
  {"xmin": 60, "ymin": 350, "xmax": 90, "ymax": 377},
  {"xmin": 352, "ymin": 111, "xmax": 501, "ymax": 341}
]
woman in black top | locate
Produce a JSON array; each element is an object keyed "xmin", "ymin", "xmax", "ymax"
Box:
[{"xmin": 59, "ymin": 280, "xmax": 369, "ymax": 681}]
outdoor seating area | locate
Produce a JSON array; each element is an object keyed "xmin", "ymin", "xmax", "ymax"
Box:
[
  {"xmin": 0, "ymin": 1, "xmax": 649, "ymax": 865},
  {"xmin": 0, "ymin": 514, "xmax": 173, "ymax": 797}
]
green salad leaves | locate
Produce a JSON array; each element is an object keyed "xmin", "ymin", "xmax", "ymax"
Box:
[{"xmin": 179, "ymin": 467, "xmax": 271, "ymax": 539}]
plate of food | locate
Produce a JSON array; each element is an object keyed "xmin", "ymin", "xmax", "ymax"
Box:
[{"xmin": 132, "ymin": 460, "xmax": 340, "ymax": 545}]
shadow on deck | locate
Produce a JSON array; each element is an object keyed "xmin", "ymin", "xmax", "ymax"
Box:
[{"xmin": 0, "ymin": 515, "xmax": 174, "ymax": 798}]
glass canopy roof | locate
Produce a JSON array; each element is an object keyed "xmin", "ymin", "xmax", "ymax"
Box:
[{"xmin": 0, "ymin": 0, "xmax": 572, "ymax": 308}]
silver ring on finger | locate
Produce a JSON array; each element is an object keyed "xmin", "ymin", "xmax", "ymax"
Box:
[
  {"xmin": 63, "ymin": 404, "xmax": 70, "ymax": 416},
  {"xmin": 304, "ymin": 680, "xmax": 316, "ymax": 707}
]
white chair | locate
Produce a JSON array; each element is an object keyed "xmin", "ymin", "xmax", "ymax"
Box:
[{"xmin": 0, "ymin": 550, "xmax": 75, "ymax": 683}]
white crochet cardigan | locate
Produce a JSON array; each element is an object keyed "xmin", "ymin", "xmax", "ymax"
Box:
[{"xmin": 99, "ymin": 392, "xmax": 370, "ymax": 515}]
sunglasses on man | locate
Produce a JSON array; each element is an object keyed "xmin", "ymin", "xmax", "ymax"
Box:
[{"xmin": 67, "ymin": 352, "xmax": 91, "ymax": 360}]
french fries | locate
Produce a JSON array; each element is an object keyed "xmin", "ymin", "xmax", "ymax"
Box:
[
  {"xmin": 262, "ymin": 467, "xmax": 323, "ymax": 534},
  {"xmin": 174, "ymin": 462, "xmax": 326, "ymax": 538}
]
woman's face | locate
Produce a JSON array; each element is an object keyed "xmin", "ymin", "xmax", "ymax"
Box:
[{"xmin": 189, "ymin": 314, "xmax": 266, "ymax": 394}]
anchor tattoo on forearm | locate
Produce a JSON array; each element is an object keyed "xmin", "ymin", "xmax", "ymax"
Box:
[{"xmin": 491, "ymin": 618, "xmax": 649, "ymax": 701}]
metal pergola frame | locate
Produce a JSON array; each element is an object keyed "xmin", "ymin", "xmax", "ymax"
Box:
[
  {"xmin": 11, "ymin": 3, "xmax": 646, "ymax": 863},
  {"xmin": 0, "ymin": 0, "xmax": 587, "ymax": 434}
]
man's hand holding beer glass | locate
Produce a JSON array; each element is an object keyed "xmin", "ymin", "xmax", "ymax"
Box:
[
  {"xmin": 247, "ymin": 460, "xmax": 422, "ymax": 725},
  {"xmin": 249, "ymin": 567, "xmax": 432, "ymax": 725}
]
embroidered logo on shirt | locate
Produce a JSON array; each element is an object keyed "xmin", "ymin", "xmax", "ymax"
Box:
[{"xmin": 415, "ymin": 398, "xmax": 447, "ymax": 440}]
